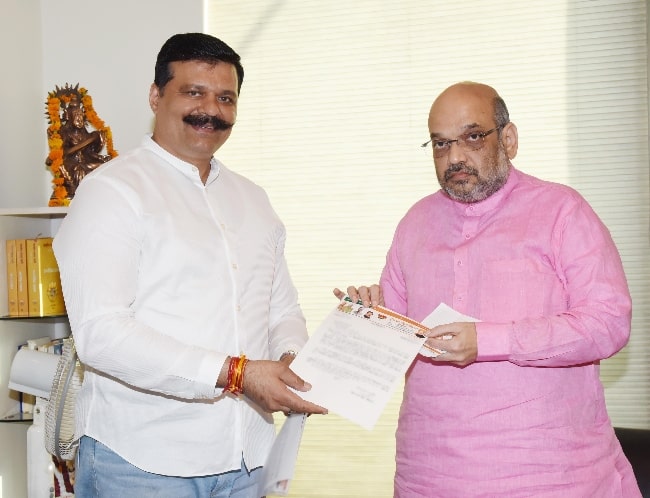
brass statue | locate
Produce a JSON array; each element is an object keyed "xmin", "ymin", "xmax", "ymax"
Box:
[
  {"xmin": 58, "ymin": 96, "xmax": 110, "ymax": 195},
  {"xmin": 45, "ymin": 84, "xmax": 117, "ymax": 206}
]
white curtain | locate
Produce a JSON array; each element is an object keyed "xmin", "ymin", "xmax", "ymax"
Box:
[{"xmin": 207, "ymin": 1, "xmax": 649, "ymax": 496}]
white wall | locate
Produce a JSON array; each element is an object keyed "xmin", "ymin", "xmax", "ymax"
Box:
[
  {"xmin": 0, "ymin": 1, "xmax": 45, "ymax": 208},
  {"xmin": 0, "ymin": 1, "xmax": 204, "ymax": 496}
]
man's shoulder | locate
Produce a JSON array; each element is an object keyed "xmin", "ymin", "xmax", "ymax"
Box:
[
  {"xmin": 512, "ymin": 169, "xmax": 585, "ymax": 205},
  {"xmin": 84, "ymin": 143, "xmax": 150, "ymax": 179},
  {"xmin": 408, "ymin": 190, "xmax": 447, "ymax": 211},
  {"xmin": 393, "ymin": 191, "xmax": 446, "ymax": 228},
  {"xmin": 216, "ymin": 162, "xmax": 269, "ymax": 197}
]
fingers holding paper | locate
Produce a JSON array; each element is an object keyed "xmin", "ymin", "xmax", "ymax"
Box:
[
  {"xmin": 424, "ymin": 322, "xmax": 478, "ymax": 367},
  {"xmin": 242, "ymin": 360, "xmax": 328, "ymax": 415},
  {"xmin": 333, "ymin": 284, "xmax": 384, "ymax": 308}
]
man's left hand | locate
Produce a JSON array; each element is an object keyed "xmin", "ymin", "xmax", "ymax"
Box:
[{"xmin": 424, "ymin": 322, "xmax": 478, "ymax": 367}]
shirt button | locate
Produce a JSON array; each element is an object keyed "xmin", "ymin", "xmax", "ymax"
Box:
[
  {"xmin": 464, "ymin": 234, "xmax": 471, "ymax": 239},
  {"xmin": 457, "ymin": 260, "xmax": 462, "ymax": 266},
  {"xmin": 232, "ymin": 263, "xmax": 238, "ymax": 270},
  {"xmin": 236, "ymin": 305, "xmax": 241, "ymax": 311}
]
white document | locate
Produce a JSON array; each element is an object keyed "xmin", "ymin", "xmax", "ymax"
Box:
[
  {"xmin": 418, "ymin": 303, "xmax": 480, "ymax": 358},
  {"xmin": 289, "ymin": 299, "xmax": 427, "ymax": 430},
  {"xmin": 259, "ymin": 302, "xmax": 480, "ymax": 486},
  {"xmin": 260, "ymin": 413, "xmax": 307, "ymax": 496}
]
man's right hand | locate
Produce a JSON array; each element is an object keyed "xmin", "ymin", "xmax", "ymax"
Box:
[
  {"xmin": 241, "ymin": 360, "xmax": 328, "ymax": 415},
  {"xmin": 333, "ymin": 284, "xmax": 384, "ymax": 308}
]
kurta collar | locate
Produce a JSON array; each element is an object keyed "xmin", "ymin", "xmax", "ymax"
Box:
[{"xmin": 142, "ymin": 135, "xmax": 221, "ymax": 186}]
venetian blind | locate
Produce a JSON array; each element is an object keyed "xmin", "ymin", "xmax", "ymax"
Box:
[{"xmin": 207, "ymin": 1, "xmax": 649, "ymax": 496}]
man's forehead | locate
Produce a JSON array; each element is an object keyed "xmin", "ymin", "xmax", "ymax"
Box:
[
  {"xmin": 429, "ymin": 87, "xmax": 495, "ymax": 133},
  {"xmin": 429, "ymin": 104, "xmax": 493, "ymax": 135},
  {"xmin": 168, "ymin": 60, "xmax": 239, "ymax": 90}
]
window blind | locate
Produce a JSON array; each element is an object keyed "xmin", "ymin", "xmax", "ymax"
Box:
[{"xmin": 207, "ymin": 1, "xmax": 649, "ymax": 496}]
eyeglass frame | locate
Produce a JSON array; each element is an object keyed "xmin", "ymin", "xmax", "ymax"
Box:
[{"xmin": 420, "ymin": 124, "xmax": 507, "ymax": 157}]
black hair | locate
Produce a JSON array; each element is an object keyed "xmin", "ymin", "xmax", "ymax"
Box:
[{"xmin": 154, "ymin": 33, "xmax": 244, "ymax": 94}]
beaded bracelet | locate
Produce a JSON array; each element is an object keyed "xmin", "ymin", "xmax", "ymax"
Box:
[{"xmin": 224, "ymin": 354, "xmax": 248, "ymax": 396}]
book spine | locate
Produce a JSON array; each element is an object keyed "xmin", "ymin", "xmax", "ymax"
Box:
[
  {"xmin": 5, "ymin": 239, "xmax": 18, "ymax": 316},
  {"xmin": 36, "ymin": 237, "xmax": 66, "ymax": 316},
  {"xmin": 26, "ymin": 238, "xmax": 40, "ymax": 317},
  {"xmin": 15, "ymin": 239, "xmax": 28, "ymax": 316}
]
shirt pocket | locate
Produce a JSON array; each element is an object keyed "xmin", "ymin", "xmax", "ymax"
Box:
[{"xmin": 479, "ymin": 258, "xmax": 555, "ymax": 322}]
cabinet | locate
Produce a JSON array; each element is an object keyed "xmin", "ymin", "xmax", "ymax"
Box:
[{"xmin": 0, "ymin": 207, "xmax": 69, "ymax": 498}]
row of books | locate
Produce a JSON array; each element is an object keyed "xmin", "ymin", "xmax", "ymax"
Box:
[{"xmin": 5, "ymin": 237, "xmax": 66, "ymax": 317}]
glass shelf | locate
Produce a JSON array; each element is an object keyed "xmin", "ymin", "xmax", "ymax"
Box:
[
  {"xmin": 0, "ymin": 314, "xmax": 66, "ymax": 321},
  {"xmin": 0, "ymin": 207, "xmax": 68, "ymax": 217},
  {"xmin": 0, "ymin": 412, "xmax": 33, "ymax": 423}
]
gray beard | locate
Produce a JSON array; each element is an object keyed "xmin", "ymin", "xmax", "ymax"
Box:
[{"xmin": 442, "ymin": 148, "xmax": 510, "ymax": 203}]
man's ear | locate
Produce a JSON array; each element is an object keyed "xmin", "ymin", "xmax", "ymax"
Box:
[
  {"xmin": 502, "ymin": 122, "xmax": 518, "ymax": 160},
  {"xmin": 149, "ymin": 83, "xmax": 161, "ymax": 113}
]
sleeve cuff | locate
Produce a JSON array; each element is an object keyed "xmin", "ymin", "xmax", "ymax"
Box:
[
  {"xmin": 475, "ymin": 322, "xmax": 511, "ymax": 361},
  {"xmin": 195, "ymin": 351, "xmax": 228, "ymax": 397}
]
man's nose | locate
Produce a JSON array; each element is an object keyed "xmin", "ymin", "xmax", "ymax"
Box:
[
  {"xmin": 446, "ymin": 140, "xmax": 467, "ymax": 164},
  {"xmin": 199, "ymin": 95, "xmax": 225, "ymax": 117}
]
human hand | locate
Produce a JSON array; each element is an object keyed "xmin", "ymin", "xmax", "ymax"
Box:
[
  {"xmin": 332, "ymin": 284, "xmax": 384, "ymax": 308},
  {"xmin": 424, "ymin": 322, "xmax": 478, "ymax": 367},
  {"xmin": 242, "ymin": 360, "xmax": 328, "ymax": 415}
]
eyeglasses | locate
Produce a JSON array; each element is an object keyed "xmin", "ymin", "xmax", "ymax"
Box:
[{"xmin": 421, "ymin": 125, "xmax": 506, "ymax": 158}]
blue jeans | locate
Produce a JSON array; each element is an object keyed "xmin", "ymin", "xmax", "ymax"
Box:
[{"xmin": 75, "ymin": 436, "xmax": 264, "ymax": 498}]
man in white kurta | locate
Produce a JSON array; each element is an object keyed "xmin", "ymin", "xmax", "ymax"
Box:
[{"xmin": 54, "ymin": 32, "xmax": 325, "ymax": 497}]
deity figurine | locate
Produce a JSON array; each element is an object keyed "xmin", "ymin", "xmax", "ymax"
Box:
[
  {"xmin": 59, "ymin": 96, "xmax": 111, "ymax": 197},
  {"xmin": 45, "ymin": 84, "xmax": 117, "ymax": 206}
]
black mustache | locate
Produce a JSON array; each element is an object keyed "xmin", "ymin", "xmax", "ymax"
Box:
[{"xmin": 183, "ymin": 114, "xmax": 234, "ymax": 130}]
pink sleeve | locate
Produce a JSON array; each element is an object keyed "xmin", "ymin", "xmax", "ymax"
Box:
[{"xmin": 476, "ymin": 198, "xmax": 631, "ymax": 366}]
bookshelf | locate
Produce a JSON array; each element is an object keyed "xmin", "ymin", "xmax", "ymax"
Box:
[
  {"xmin": 0, "ymin": 207, "xmax": 70, "ymax": 498},
  {"xmin": 0, "ymin": 208, "xmax": 70, "ymax": 420}
]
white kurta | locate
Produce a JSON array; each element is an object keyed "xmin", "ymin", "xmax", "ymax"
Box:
[{"xmin": 54, "ymin": 135, "xmax": 308, "ymax": 476}]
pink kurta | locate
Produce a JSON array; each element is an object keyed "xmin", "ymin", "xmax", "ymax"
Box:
[{"xmin": 381, "ymin": 167, "xmax": 641, "ymax": 497}]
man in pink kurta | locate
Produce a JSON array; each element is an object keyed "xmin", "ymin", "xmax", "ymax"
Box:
[{"xmin": 346, "ymin": 82, "xmax": 641, "ymax": 497}]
